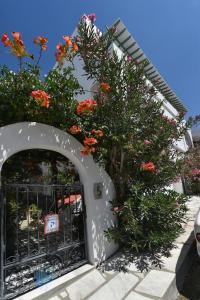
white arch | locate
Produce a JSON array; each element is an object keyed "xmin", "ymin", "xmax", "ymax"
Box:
[{"xmin": 0, "ymin": 122, "xmax": 117, "ymax": 264}]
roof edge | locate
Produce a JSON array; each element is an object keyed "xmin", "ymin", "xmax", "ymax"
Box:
[{"xmin": 110, "ymin": 19, "xmax": 187, "ymax": 113}]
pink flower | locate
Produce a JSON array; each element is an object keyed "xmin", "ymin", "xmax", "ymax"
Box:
[
  {"xmin": 87, "ymin": 13, "xmax": 96, "ymax": 22},
  {"xmin": 191, "ymin": 169, "xmax": 200, "ymax": 176},
  {"xmin": 144, "ymin": 139, "xmax": 152, "ymax": 145},
  {"xmin": 81, "ymin": 13, "xmax": 96, "ymax": 22},
  {"xmin": 111, "ymin": 206, "xmax": 123, "ymax": 213}
]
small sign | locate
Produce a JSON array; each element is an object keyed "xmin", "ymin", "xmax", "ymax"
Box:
[
  {"xmin": 94, "ymin": 182, "xmax": 103, "ymax": 199},
  {"xmin": 44, "ymin": 214, "xmax": 60, "ymax": 235}
]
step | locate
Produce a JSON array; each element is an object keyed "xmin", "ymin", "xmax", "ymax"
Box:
[
  {"xmin": 125, "ymin": 291, "xmax": 152, "ymax": 300},
  {"xmin": 66, "ymin": 269, "xmax": 106, "ymax": 300},
  {"xmin": 15, "ymin": 263, "xmax": 94, "ymax": 300},
  {"xmin": 135, "ymin": 270, "xmax": 176, "ymax": 300},
  {"xmin": 87, "ymin": 272, "xmax": 139, "ymax": 300}
]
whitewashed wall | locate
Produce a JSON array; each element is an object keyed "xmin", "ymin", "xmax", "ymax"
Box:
[{"xmin": 0, "ymin": 122, "xmax": 118, "ymax": 265}]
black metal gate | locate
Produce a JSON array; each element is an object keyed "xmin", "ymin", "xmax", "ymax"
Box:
[{"xmin": 0, "ymin": 184, "xmax": 87, "ymax": 299}]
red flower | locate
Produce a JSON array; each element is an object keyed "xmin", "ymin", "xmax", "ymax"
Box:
[
  {"xmin": 69, "ymin": 125, "xmax": 82, "ymax": 134},
  {"xmin": 1, "ymin": 34, "xmax": 12, "ymax": 47},
  {"xmin": 76, "ymin": 99, "xmax": 97, "ymax": 115},
  {"xmin": 34, "ymin": 35, "xmax": 48, "ymax": 50},
  {"xmin": 31, "ymin": 90, "xmax": 50, "ymax": 108},
  {"xmin": 100, "ymin": 82, "xmax": 110, "ymax": 93},
  {"xmin": 80, "ymin": 146, "xmax": 96, "ymax": 155},
  {"xmin": 140, "ymin": 162, "xmax": 156, "ymax": 172},
  {"xmin": 91, "ymin": 129, "xmax": 104, "ymax": 137},
  {"xmin": 83, "ymin": 137, "xmax": 98, "ymax": 146}
]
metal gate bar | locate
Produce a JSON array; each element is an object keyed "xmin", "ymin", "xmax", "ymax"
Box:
[{"xmin": 0, "ymin": 184, "xmax": 87, "ymax": 299}]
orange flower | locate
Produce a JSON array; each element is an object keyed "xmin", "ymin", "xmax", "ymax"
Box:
[
  {"xmin": 76, "ymin": 99, "xmax": 97, "ymax": 115},
  {"xmin": 83, "ymin": 137, "xmax": 98, "ymax": 146},
  {"xmin": 80, "ymin": 147, "xmax": 91, "ymax": 155},
  {"xmin": 2, "ymin": 31, "xmax": 32, "ymax": 58},
  {"xmin": 1, "ymin": 34, "xmax": 12, "ymax": 47},
  {"xmin": 55, "ymin": 43, "xmax": 65, "ymax": 62},
  {"xmin": 63, "ymin": 35, "xmax": 72, "ymax": 47},
  {"xmin": 11, "ymin": 32, "xmax": 21, "ymax": 41},
  {"xmin": 34, "ymin": 35, "xmax": 48, "ymax": 50},
  {"xmin": 11, "ymin": 32, "xmax": 27, "ymax": 57},
  {"xmin": 31, "ymin": 90, "xmax": 50, "ymax": 108},
  {"xmin": 56, "ymin": 44, "xmax": 64, "ymax": 51},
  {"xmin": 72, "ymin": 42, "xmax": 79, "ymax": 52},
  {"xmin": 100, "ymin": 82, "xmax": 110, "ymax": 93},
  {"xmin": 91, "ymin": 129, "xmax": 104, "ymax": 137},
  {"xmin": 69, "ymin": 125, "xmax": 82, "ymax": 134},
  {"xmin": 140, "ymin": 162, "xmax": 156, "ymax": 172},
  {"xmin": 80, "ymin": 146, "xmax": 96, "ymax": 155}
]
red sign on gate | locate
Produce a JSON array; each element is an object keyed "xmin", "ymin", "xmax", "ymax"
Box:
[{"xmin": 44, "ymin": 214, "xmax": 60, "ymax": 235}]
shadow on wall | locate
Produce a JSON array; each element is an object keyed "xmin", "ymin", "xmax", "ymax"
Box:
[
  {"xmin": 90, "ymin": 167, "xmax": 118, "ymax": 265},
  {"xmin": 0, "ymin": 122, "xmax": 118, "ymax": 265}
]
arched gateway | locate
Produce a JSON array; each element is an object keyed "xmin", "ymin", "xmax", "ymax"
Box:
[{"xmin": 0, "ymin": 122, "xmax": 117, "ymax": 299}]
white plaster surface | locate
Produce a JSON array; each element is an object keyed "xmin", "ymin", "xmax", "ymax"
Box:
[
  {"xmin": 173, "ymin": 179, "xmax": 184, "ymax": 194},
  {"xmin": 0, "ymin": 122, "xmax": 118, "ymax": 265}
]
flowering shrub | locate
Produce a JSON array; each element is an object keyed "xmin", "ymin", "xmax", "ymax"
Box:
[
  {"xmin": 75, "ymin": 16, "xmax": 190, "ymax": 251},
  {"xmin": 0, "ymin": 14, "xmax": 191, "ymax": 253},
  {"xmin": 182, "ymin": 146, "xmax": 200, "ymax": 194}
]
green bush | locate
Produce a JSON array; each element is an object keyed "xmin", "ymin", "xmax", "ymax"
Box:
[{"xmin": 106, "ymin": 188, "xmax": 188, "ymax": 252}]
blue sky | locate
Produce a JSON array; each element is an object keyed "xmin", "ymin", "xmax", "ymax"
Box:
[{"xmin": 1, "ymin": 0, "xmax": 200, "ymax": 117}]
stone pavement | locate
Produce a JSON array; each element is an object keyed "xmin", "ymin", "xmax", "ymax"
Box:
[{"xmin": 16, "ymin": 196, "xmax": 200, "ymax": 300}]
